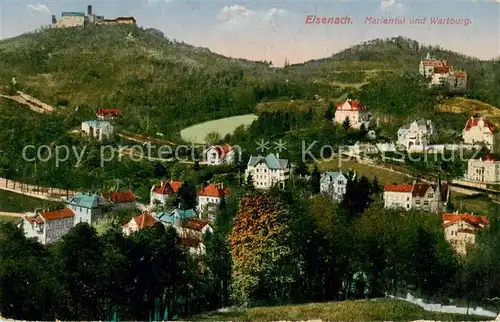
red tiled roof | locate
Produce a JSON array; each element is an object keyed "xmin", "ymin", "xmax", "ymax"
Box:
[
  {"xmin": 130, "ymin": 212, "xmax": 158, "ymax": 228},
  {"xmin": 336, "ymin": 99, "xmax": 367, "ymax": 111},
  {"xmin": 38, "ymin": 208, "xmax": 74, "ymax": 221},
  {"xmin": 182, "ymin": 218, "xmax": 211, "ymax": 231},
  {"xmin": 102, "ymin": 190, "xmax": 136, "ymax": 203},
  {"xmin": 210, "ymin": 145, "xmax": 233, "ymax": 158},
  {"xmin": 454, "ymin": 72, "xmax": 467, "ymax": 78},
  {"xmin": 482, "ymin": 154, "xmax": 497, "ymax": 162},
  {"xmin": 384, "ymin": 184, "xmax": 413, "ymax": 193},
  {"xmin": 434, "ymin": 66, "xmax": 450, "ymax": 74},
  {"xmin": 198, "ymin": 184, "xmax": 230, "ymax": 198},
  {"xmin": 153, "ymin": 181, "xmax": 183, "ymax": 195},
  {"xmin": 442, "ymin": 213, "xmax": 489, "ymax": 229},
  {"xmin": 97, "ymin": 108, "xmax": 121, "ymax": 116},
  {"xmin": 422, "ymin": 59, "xmax": 448, "ymax": 67},
  {"xmin": 464, "ymin": 117, "xmax": 496, "ymax": 133}
]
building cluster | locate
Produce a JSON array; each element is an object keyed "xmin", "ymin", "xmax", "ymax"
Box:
[
  {"xmin": 50, "ymin": 5, "xmax": 136, "ymax": 28},
  {"xmin": 419, "ymin": 53, "xmax": 467, "ymax": 92}
]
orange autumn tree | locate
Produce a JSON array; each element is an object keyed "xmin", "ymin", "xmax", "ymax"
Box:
[{"xmin": 230, "ymin": 189, "xmax": 296, "ymax": 305}]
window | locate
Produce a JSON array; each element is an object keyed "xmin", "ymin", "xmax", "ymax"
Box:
[{"xmin": 428, "ymin": 193, "xmax": 434, "ymax": 198}]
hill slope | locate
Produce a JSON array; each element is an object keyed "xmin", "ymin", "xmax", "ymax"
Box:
[
  {"xmin": 0, "ymin": 30, "xmax": 499, "ymax": 139},
  {"xmin": 287, "ymin": 37, "xmax": 500, "ymax": 108},
  {"xmin": 0, "ymin": 25, "xmax": 294, "ymax": 139}
]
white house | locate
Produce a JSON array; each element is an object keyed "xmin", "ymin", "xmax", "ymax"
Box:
[
  {"xmin": 320, "ymin": 172, "xmax": 348, "ymax": 202},
  {"xmin": 463, "ymin": 116, "xmax": 498, "ymax": 151},
  {"xmin": 150, "ymin": 181, "xmax": 183, "ymax": 207},
  {"xmin": 65, "ymin": 192, "xmax": 113, "ymax": 225},
  {"xmin": 122, "ymin": 212, "xmax": 158, "ymax": 236},
  {"xmin": 397, "ymin": 119, "xmax": 434, "ymax": 151},
  {"xmin": 180, "ymin": 238, "xmax": 207, "ymax": 256},
  {"xmin": 384, "ymin": 180, "xmax": 448, "ymax": 213},
  {"xmin": 383, "ymin": 183, "xmax": 414, "ymax": 210},
  {"xmin": 203, "ymin": 145, "xmax": 238, "ymax": 165},
  {"xmin": 334, "ymin": 99, "xmax": 371, "ymax": 129},
  {"xmin": 443, "ymin": 212, "xmax": 488, "ymax": 256},
  {"xmin": 419, "ymin": 53, "xmax": 448, "ymax": 80},
  {"xmin": 81, "ymin": 120, "xmax": 114, "ymax": 140},
  {"xmin": 23, "ymin": 208, "xmax": 75, "ymax": 244},
  {"xmin": 466, "ymin": 155, "xmax": 500, "ymax": 183},
  {"xmin": 245, "ymin": 154, "xmax": 290, "ymax": 190},
  {"xmin": 196, "ymin": 183, "xmax": 230, "ymax": 221}
]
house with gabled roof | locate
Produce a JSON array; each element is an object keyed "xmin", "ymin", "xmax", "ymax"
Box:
[
  {"xmin": 397, "ymin": 119, "xmax": 434, "ymax": 151},
  {"xmin": 102, "ymin": 190, "xmax": 137, "ymax": 210},
  {"xmin": 334, "ymin": 99, "xmax": 371, "ymax": 129},
  {"xmin": 150, "ymin": 180, "xmax": 183, "ymax": 207},
  {"xmin": 203, "ymin": 144, "xmax": 239, "ymax": 165},
  {"xmin": 320, "ymin": 171, "xmax": 348, "ymax": 201},
  {"xmin": 23, "ymin": 208, "xmax": 75, "ymax": 244},
  {"xmin": 197, "ymin": 183, "xmax": 230, "ymax": 220},
  {"xmin": 384, "ymin": 177, "xmax": 448, "ymax": 213},
  {"xmin": 65, "ymin": 192, "xmax": 113, "ymax": 225},
  {"xmin": 245, "ymin": 153, "xmax": 290, "ymax": 190},
  {"xmin": 443, "ymin": 212, "xmax": 488, "ymax": 255},
  {"xmin": 463, "ymin": 116, "xmax": 499, "ymax": 151},
  {"xmin": 122, "ymin": 212, "xmax": 159, "ymax": 236}
]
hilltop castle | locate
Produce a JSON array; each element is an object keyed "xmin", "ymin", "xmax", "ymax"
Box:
[
  {"xmin": 49, "ymin": 5, "xmax": 136, "ymax": 28},
  {"xmin": 419, "ymin": 53, "xmax": 467, "ymax": 93}
]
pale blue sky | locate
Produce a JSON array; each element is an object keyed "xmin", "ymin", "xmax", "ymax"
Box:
[{"xmin": 1, "ymin": 0, "xmax": 499, "ymax": 65}]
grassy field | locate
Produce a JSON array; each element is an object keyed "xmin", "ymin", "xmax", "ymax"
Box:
[
  {"xmin": 0, "ymin": 190, "xmax": 57, "ymax": 213},
  {"xmin": 439, "ymin": 97, "xmax": 500, "ymax": 124},
  {"xmin": 451, "ymin": 193, "xmax": 499, "ymax": 216},
  {"xmin": 191, "ymin": 299, "xmax": 491, "ymax": 321},
  {"xmin": 317, "ymin": 157, "xmax": 411, "ymax": 186},
  {"xmin": 180, "ymin": 114, "xmax": 258, "ymax": 143}
]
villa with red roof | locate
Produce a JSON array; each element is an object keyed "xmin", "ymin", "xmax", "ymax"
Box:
[
  {"xmin": 419, "ymin": 53, "xmax": 467, "ymax": 91},
  {"xmin": 334, "ymin": 99, "xmax": 371, "ymax": 129},
  {"xmin": 203, "ymin": 144, "xmax": 238, "ymax": 165},
  {"xmin": 383, "ymin": 178, "xmax": 448, "ymax": 213},
  {"xmin": 23, "ymin": 208, "xmax": 75, "ymax": 244},
  {"xmin": 122, "ymin": 212, "xmax": 159, "ymax": 235},
  {"xmin": 463, "ymin": 116, "xmax": 499, "ymax": 151},
  {"xmin": 467, "ymin": 154, "xmax": 500, "ymax": 183},
  {"xmin": 197, "ymin": 183, "xmax": 230, "ymax": 220},
  {"xmin": 442, "ymin": 212, "xmax": 488, "ymax": 255},
  {"xmin": 96, "ymin": 108, "xmax": 121, "ymax": 120},
  {"xmin": 102, "ymin": 190, "xmax": 137, "ymax": 210},
  {"xmin": 150, "ymin": 180, "xmax": 183, "ymax": 207}
]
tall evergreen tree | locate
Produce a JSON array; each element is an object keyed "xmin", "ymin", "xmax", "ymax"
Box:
[
  {"xmin": 342, "ymin": 117, "xmax": 351, "ymax": 131},
  {"xmin": 310, "ymin": 165, "xmax": 321, "ymax": 194},
  {"xmin": 325, "ymin": 102, "xmax": 334, "ymax": 121}
]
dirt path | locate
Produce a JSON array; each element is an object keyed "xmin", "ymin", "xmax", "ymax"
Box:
[
  {"xmin": 0, "ymin": 91, "xmax": 55, "ymax": 114},
  {"xmin": 0, "ymin": 178, "xmax": 74, "ymax": 201},
  {"xmin": 119, "ymin": 132, "xmax": 176, "ymax": 146},
  {"xmin": 0, "ymin": 212, "xmax": 24, "ymax": 217}
]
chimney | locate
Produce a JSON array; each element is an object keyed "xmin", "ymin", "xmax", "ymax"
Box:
[
  {"xmin": 276, "ymin": 153, "xmax": 279, "ymax": 159},
  {"xmin": 52, "ymin": 15, "xmax": 57, "ymax": 24},
  {"xmin": 88, "ymin": 5, "xmax": 92, "ymax": 15}
]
